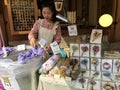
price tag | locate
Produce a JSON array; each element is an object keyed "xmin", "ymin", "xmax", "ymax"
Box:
[
  {"xmin": 38, "ymin": 38, "xmax": 47, "ymax": 47},
  {"xmin": 50, "ymin": 41, "xmax": 61, "ymax": 55}
]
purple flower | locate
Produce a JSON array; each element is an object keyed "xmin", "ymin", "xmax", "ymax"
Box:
[
  {"xmin": 81, "ymin": 46, "xmax": 88, "ymax": 56},
  {"xmin": 17, "ymin": 46, "xmax": 45, "ymax": 63},
  {"xmin": 93, "ymin": 46, "xmax": 99, "ymax": 52},
  {"xmin": 81, "ymin": 46, "xmax": 88, "ymax": 52},
  {"xmin": 92, "ymin": 59, "xmax": 98, "ymax": 65},
  {"xmin": 92, "ymin": 46, "xmax": 99, "ymax": 55}
]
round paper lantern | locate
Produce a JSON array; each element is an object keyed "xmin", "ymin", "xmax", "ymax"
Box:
[{"xmin": 99, "ymin": 14, "xmax": 113, "ymax": 27}]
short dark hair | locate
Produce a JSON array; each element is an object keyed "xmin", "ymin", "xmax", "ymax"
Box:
[{"xmin": 41, "ymin": 1, "xmax": 57, "ymax": 22}]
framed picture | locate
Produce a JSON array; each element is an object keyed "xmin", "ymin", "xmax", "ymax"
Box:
[
  {"xmin": 80, "ymin": 44, "xmax": 89, "ymax": 57},
  {"xmin": 68, "ymin": 25, "xmax": 78, "ymax": 36},
  {"xmin": 90, "ymin": 44, "xmax": 101, "ymax": 57},
  {"xmin": 90, "ymin": 71, "xmax": 101, "ymax": 80},
  {"xmin": 76, "ymin": 78, "xmax": 88, "ymax": 89},
  {"xmin": 102, "ymin": 58, "xmax": 113, "ymax": 72},
  {"xmin": 80, "ymin": 57, "xmax": 90, "ymax": 70},
  {"xmin": 88, "ymin": 80, "xmax": 101, "ymax": 90},
  {"xmin": 54, "ymin": 1, "xmax": 63, "ymax": 12},
  {"xmin": 113, "ymin": 59, "xmax": 120, "ymax": 72},
  {"xmin": 90, "ymin": 29, "xmax": 103, "ymax": 44},
  {"xmin": 91, "ymin": 58, "xmax": 101, "ymax": 71},
  {"xmin": 70, "ymin": 43, "xmax": 79, "ymax": 56}
]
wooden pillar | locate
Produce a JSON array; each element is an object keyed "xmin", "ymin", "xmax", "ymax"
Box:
[{"xmin": 0, "ymin": 0, "xmax": 8, "ymax": 46}]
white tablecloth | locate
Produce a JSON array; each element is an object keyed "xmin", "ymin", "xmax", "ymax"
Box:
[
  {"xmin": 38, "ymin": 75, "xmax": 86, "ymax": 90},
  {"xmin": 0, "ymin": 56, "xmax": 42, "ymax": 90},
  {"xmin": 16, "ymin": 57, "xmax": 42, "ymax": 90}
]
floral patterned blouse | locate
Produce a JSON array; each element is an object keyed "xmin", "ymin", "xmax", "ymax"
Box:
[{"xmin": 28, "ymin": 19, "xmax": 61, "ymax": 44}]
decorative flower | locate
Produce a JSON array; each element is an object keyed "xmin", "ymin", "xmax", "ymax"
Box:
[
  {"xmin": 72, "ymin": 45, "xmax": 78, "ymax": 56},
  {"xmin": 90, "ymin": 79, "xmax": 96, "ymax": 85},
  {"xmin": 78, "ymin": 77, "xmax": 86, "ymax": 88},
  {"xmin": 80, "ymin": 69, "xmax": 86, "ymax": 77},
  {"xmin": 90, "ymin": 79, "xmax": 96, "ymax": 90},
  {"xmin": 81, "ymin": 46, "xmax": 88, "ymax": 56},
  {"xmin": 92, "ymin": 31, "xmax": 101, "ymax": 42},
  {"xmin": 103, "ymin": 62, "xmax": 111, "ymax": 70},
  {"xmin": 115, "ymin": 75, "xmax": 120, "ymax": 80},
  {"xmin": 91, "ymin": 58, "xmax": 99, "ymax": 70},
  {"xmin": 81, "ymin": 59, "xmax": 88, "ymax": 65},
  {"xmin": 81, "ymin": 59, "xmax": 88, "ymax": 69},
  {"xmin": 91, "ymin": 71, "xmax": 99, "ymax": 79},
  {"xmin": 92, "ymin": 45, "xmax": 99, "ymax": 56},
  {"xmin": 103, "ymin": 72, "xmax": 113, "ymax": 81},
  {"xmin": 103, "ymin": 82, "xmax": 114, "ymax": 90},
  {"xmin": 115, "ymin": 61, "xmax": 120, "ymax": 72},
  {"xmin": 92, "ymin": 59, "xmax": 98, "ymax": 65},
  {"xmin": 103, "ymin": 72, "xmax": 111, "ymax": 77}
]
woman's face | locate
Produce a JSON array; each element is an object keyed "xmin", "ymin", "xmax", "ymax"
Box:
[{"xmin": 42, "ymin": 7, "xmax": 53, "ymax": 21}]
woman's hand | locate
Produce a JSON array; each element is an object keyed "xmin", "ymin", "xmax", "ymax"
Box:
[{"xmin": 29, "ymin": 38, "xmax": 37, "ymax": 48}]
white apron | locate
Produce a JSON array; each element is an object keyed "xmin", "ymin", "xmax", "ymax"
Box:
[{"xmin": 38, "ymin": 19, "xmax": 58, "ymax": 45}]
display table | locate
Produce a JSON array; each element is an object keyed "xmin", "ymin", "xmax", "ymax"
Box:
[
  {"xmin": 15, "ymin": 57, "xmax": 42, "ymax": 90},
  {"xmin": 0, "ymin": 47, "xmax": 43, "ymax": 90},
  {"xmin": 38, "ymin": 75, "xmax": 86, "ymax": 90}
]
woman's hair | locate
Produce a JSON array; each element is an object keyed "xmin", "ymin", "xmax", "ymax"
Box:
[{"xmin": 41, "ymin": 1, "xmax": 57, "ymax": 22}]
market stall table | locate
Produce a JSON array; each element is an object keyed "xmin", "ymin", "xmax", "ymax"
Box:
[
  {"xmin": 38, "ymin": 75, "xmax": 89, "ymax": 90},
  {"xmin": 0, "ymin": 46, "xmax": 43, "ymax": 90}
]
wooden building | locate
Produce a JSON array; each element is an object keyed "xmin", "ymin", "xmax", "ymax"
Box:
[{"xmin": 0, "ymin": 0, "xmax": 120, "ymax": 46}]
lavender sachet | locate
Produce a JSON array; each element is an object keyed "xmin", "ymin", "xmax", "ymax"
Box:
[
  {"xmin": 0, "ymin": 47, "xmax": 14, "ymax": 55},
  {"xmin": 18, "ymin": 46, "xmax": 44, "ymax": 64}
]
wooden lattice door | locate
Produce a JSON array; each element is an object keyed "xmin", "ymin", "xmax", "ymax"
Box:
[{"xmin": 4, "ymin": 0, "xmax": 38, "ymax": 36}]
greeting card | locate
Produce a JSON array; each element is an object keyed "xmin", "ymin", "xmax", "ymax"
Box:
[
  {"xmin": 50, "ymin": 41, "xmax": 61, "ymax": 55},
  {"xmin": 80, "ymin": 58, "xmax": 90, "ymax": 70},
  {"xmin": 90, "ymin": 71, "xmax": 101, "ymax": 80},
  {"xmin": 68, "ymin": 25, "xmax": 78, "ymax": 36},
  {"xmin": 102, "ymin": 81, "xmax": 115, "ymax": 90},
  {"xmin": 75, "ymin": 78, "xmax": 88, "ymax": 90},
  {"xmin": 102, "ymin": 71, "xmax": 114, "ymax": 82},
  {"xmin": 0, "ymin": 76, "xmax": 20, "ymax": 90},
  {"xmin": 113, "ymin": 59, "xmax": 120, "ymax": 72},
  {"xmin": 88, "ymin": 80, "xmax": 101, "ymax": 90},
  {"xmin": 70, "ymin": 43, "xmax": 79, "ymax": 56},
  {"xmin": 102, "ymin": 59, "xmax": 113, "ymax": 72},
  {"xmin": 80, "ymin": 44, "xmax": 89, "ymax": 57},
  {"xmin": 90, "ymin": 29, "xmax": 103, "ymax": 43},
  {"xmin": 91, "ymin": 58, "xmax": 101, "ymax": 71},
  {"xmin": 116, "ymin": 83, "xmax": 120, "ymax": 90},
  {"xmin": 114, "ymin": 73, "xmax": 120, "ymax": 82},
  {"xmin": 90, "ymin": 44, "xmax": 101, "ymax": 57}
]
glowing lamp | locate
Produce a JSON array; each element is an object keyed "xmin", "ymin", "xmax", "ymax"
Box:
[{"xmin": 98, "ymin": 14, "xmax": 113, "ymax": 27}]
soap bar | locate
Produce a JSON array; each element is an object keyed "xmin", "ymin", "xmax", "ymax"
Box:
[{"xmin": 17, "ymin": 44, "xmax": 25, "ymax": 51}]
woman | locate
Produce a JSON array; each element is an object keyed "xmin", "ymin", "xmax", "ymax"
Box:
[{"xmin": 28, "ymin": 1, "xmax": 61, "ymax": 52}]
